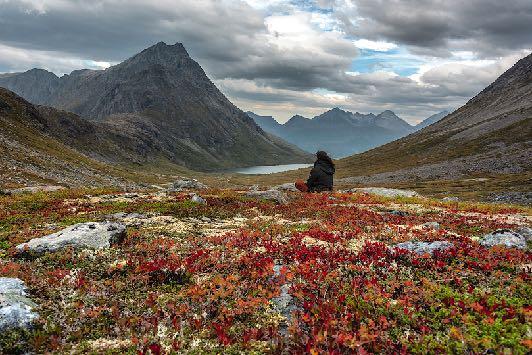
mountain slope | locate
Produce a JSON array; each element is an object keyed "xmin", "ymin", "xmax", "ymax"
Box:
[
  {"xmin": 0, "ymin": 42, "xmax": 311, "ymax": 171},
  {"xmin": 415, "ymin": 111, "xmax": 450, "ymax": 130},
  {"xmin": 0, "ymin": 88, "xmax": 176, "ymax": 188},
  {"xmin": 337, "ymin": 53, "xmax": 532, "ymax": 185},
  {"xmin": 249, "ymin": 108, "xmax": 414, "ymax": 157}
]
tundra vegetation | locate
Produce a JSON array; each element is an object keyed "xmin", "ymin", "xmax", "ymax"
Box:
[{"xmin": 0, "ymin": 187, "xmax": 530, "ymax": 353}]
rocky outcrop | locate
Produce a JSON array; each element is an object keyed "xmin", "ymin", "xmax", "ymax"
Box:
[
  {"xmin": 16, "ymin": 222, "xmax": 126, "ymax": 254},
  {"xmin": 0, "ymin": 278, "xmax": 39, "ymax": 331}
]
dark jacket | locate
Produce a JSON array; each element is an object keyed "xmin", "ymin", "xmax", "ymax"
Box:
[{"xmin": 306, "ymin": 158, "xmax": 335, "ymax": 192}]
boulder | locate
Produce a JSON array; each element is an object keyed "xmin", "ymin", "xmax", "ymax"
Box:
[
  {"xmin": 395, "ymin": 241, "xmax": 453, "ymax": 255},
  {"xmin": 272, "ymin": 183, "xmax": 298, "ymax": 192},
  {"xmin": 191, "ymin": 194, "xmax": 207, "ymax": 204},
  {"xmin": 16, "ymin": 222, "xmax": 126, "ymax": 254},
  {"xmin": 0, "ymin": 278, "xmax": 39, "ymax": 331},
  {"xmin": 349, "ymin": 187, "xmax": 419, "ymax": 198},
  {"xmin": 480, "ymin": 229, "xmax": 531, "ymax": 249},
  {"xmin": 246, "ymin": 190, "xmax": 289, "ymax": 204},
  {"xmin": 172, "ymin": 178, "xmax": 207, "ymax": 190}
]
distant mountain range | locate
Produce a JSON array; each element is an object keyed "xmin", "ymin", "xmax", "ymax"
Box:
[
  {"xmin": 248, "ymin": 108, "xmax": 450, "ymax": 157},
  {"xmin": 336, "ymin": 52, "xmax": 532, "ymax": 195},
  {"xmin": 0, "ymin": 42, "xmax": 311, "ymax": 173}
]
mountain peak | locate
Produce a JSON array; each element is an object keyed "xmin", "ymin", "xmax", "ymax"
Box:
[
  {"xmin": 377, "ymin": 110, "xmax": 398, "ymax": 118},
  {"xmin": 122, "ymin": 41, "xmax": 191, "ymax": 69}
]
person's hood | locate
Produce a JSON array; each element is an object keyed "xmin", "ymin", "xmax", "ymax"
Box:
[{"xmin": 315, "ymin": 159, "xmax": 335, "ymax": 175}]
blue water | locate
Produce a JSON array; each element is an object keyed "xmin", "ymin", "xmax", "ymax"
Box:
[{"xmin": 228, "ymin": 163, "xmax": 312, "ymax": 175}]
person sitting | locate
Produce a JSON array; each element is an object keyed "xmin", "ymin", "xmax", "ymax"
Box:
[{"xmin": 295, "ymin": 151, "xmax": 335, "ymax": 192}]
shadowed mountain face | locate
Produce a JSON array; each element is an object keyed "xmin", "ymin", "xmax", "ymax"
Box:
[
  {"xmin": 0, "ymin": 42, "xmax": 311, "ymax": 171},
  {"xmin": 337, "ymin": 52, "xmax": 532, "ymax": 184},
  {"xmin": 248, "ymin": 108, "xmax": 415, "ymax": 158}
]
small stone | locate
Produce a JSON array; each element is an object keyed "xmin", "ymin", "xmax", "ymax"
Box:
[
  {"xmin": 0, "ymin": 278, "xmax": 39, "ymax": 331},
  {"xmin": 16, "ymin": 222, "xmax": 126, "ymax": 254},
  {"xmin": 394, "ymin": 241, "xmax": 453, "ymax": 255},
  {"xmin": 191, "ymin": 194, "xmax": 207, "ymax": 204}
]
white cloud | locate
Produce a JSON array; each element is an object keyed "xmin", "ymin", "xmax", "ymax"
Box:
[
  {"xmin": 0, "ymin": 43, "xmax": 113, "ymax": 74},
  {"xmin": 354, "ymin": 39, "xmax": 398, "ymax": 52}
]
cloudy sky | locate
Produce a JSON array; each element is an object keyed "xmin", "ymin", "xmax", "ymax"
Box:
[{"xmin": 0, "ymin": 0, "xmax": 531, "ymax": 123}]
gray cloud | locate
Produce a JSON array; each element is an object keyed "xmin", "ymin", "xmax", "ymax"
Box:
[
  {"xmin": 0, "ymin": 0, "xmax": 530, "ymax": 123},
  {"xmin": 338, "ymin": 0, "xmax": 532, "ymax": 58}
]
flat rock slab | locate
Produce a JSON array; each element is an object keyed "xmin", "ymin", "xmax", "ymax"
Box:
[
  {"xmin": 246, "ymin": 190, "xmax": 289, "ymax": 204},
  {"xmin": 16, "ymin": 222, "xmax": 126, "ymax": 254},
  {"xmin": 349, "ymin": 187, "xmax": 419, "ymax": 198},
  {"xmin": 0, "ymin": 278, "xmax": 39, "ymax": 331},
  {"xmin": 395, "ymin": 241, "xmax": 454, "ymax": 255},
  {"xmin": 480, "ymin": 229, "xmax": 531, "ymax": 249}
]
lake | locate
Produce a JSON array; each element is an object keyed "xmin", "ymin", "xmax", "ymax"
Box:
[{"xmin": 228, "ymin": 163, "xmax": 312, "ymax": 175}]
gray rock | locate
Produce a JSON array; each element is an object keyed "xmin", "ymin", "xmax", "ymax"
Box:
[
  {"xmin": 0, "ymin": 278, "xmax": 39, "ymax": 331},
  {"xmin": 172, "ymin": 178, "xmax": 207, "ymax": 190},
  {"xmin": 422, "ymin": 222, "xmax": 441, "ymax": 230},
  {"xmin": 349, "ymin": 187, "xmax": 419, "ymax": 198},
  {"xmin": 395, "ymin": 241, "xmax": 454, "ymax": 255},
  {"xmin": 246, "ymin": 190, "xmax": 289, "ymax": 204},
  {"xmin": 442, "ymin": 196, "xmax": 459, "ymax": 202},
  {"xmin": 16, "ymin": 222, "xmax": 126, "ymax": 254},
  {"xmin": 191, "ymin": 194, "xmax": 206, "ymax": 204},
  {"xmin": 272, "ymin": 183, "xmax": 298, "ymax": 192},
  {"xmin": 480, "ymin": 229, "xmax": 531, "ymax": 249}
]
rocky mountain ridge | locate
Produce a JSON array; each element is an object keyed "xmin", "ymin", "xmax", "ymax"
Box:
[
  {"xmin": 0, "ymin": 42, "xmax": 312, "ymax": 171},
  {"xmin": 248, "ymin": 107, "xmax": 446, "ymax": 157}
]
